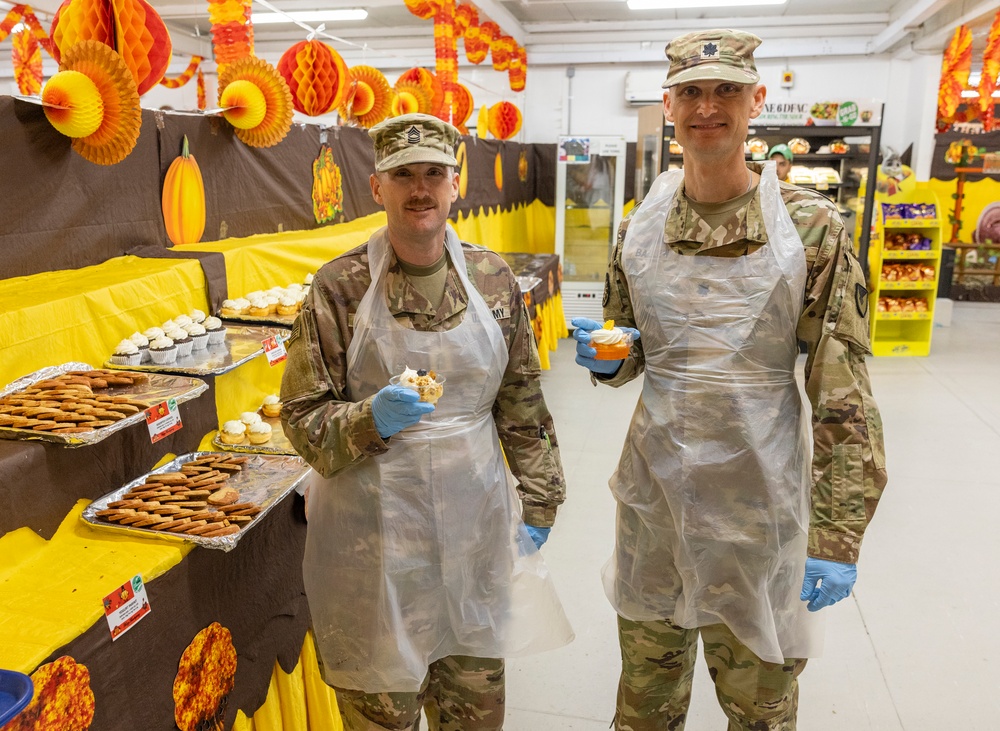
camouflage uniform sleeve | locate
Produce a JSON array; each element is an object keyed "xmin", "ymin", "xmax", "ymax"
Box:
[
  {"xmin": 492, "ymin": 273, "xmax": 566, "ymax": 528},
  {"xmin": 279, "ymin": 277, "xmax": 388, "ymax": 478},
  {"xmin": 797, "ymin": 211, "xmax": 888, "ymax": 565},
  {"xmin": 596, "ymin": 207, "xmax": 646, "ymax": 387}
]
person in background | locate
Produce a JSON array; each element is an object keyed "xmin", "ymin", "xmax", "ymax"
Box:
[
  {"xmin": 282, "ymin": 113, "xmax": 572, "ymax": 731},
  {"xmin": 572, "ymin": 29, "xmax": 887, "ymax": 730},
  {"xmin": 769, "ymin": 142, "xmax": 794, "ymax": 182}
]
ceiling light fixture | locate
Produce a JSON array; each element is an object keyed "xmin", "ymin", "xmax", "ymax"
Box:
[
  {"xmin": 627, "ymin": 0, "xmax": 785, "ymax": 10},
  {"xmin": 252, "ymin": 9, "xmax": 368, "ymax": 24}
]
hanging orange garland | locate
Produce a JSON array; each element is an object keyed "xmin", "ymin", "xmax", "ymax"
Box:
[
  {"xmin": 49, "ymin": 0, "xmax": 173, "ymax": 96},
  {"xmin": 455, "ymin": 2, "xmax": 475, "ymax": 35},
  {"xmin": 460, "ymin": 5, "xmax": 488, "ymax": 64},
  {"xmin": 0, "ymin": 4, "xmax": 56, "ymax": 57},
  {"xmin": 12, "ymin": 28, "xmax": 43, "ymax": 95},
  {"xmin": 491, "ymin": 34, "xmax": 515, "ymax": 72},
  {"xmin": 207, "ymin": 0, "xmax": 253, "ymax": 72},
  {"xmin": 487, "ymin": 100, "xmax": 521, "ymax": 140},
  {"xmin": 433, "ymin": 0, "xmax": 458, "ymax": 123},
  {"xmin": 508, "ymin": 45, "xmax": 526, "ymax": 92},
  {"xmin": 404, "ymin": 0, "xmax": 440, "ymax": 20},
  {"xmin": 196, "ymin": 67, "xmax": 206, "ymax": 110},
  {"xmin": 979, "ymin": 10, "xmax": 1000, "ymax": 132},
  {"xmin": 936, "ymin": 25, "xmax": 972, "ymax": 131},
  {"xmin": 277, "ymin": 39, "xmax": 351, "ymax": 116},
  {"xmin": 160, "ymin": 56, "xmax": 203, "ymax": 88}
]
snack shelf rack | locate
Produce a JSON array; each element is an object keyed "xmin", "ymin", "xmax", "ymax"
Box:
[{"xmin": 868, "ymin": 189, "xmax": 944, "ymax": 356}]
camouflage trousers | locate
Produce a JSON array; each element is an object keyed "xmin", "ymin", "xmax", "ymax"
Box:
[
  {"xmin": 615, "ymin": 616, "xmax": 807, "ymax": 731},
  {"xmin": 336, "ymin": 655, "xmax": 505, "ymax": 731}
]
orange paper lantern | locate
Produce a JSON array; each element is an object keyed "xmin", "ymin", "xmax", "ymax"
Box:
[
  {"xmin": 451, "ymin": 82, "xmax": 474, "ymax": 126},
  {"xmin": 392, "ymin": 81, "xmax": 433, "ymax": 115},
  {"xmin": 488, "ymin": 100, "xmax": 521, "ymax": 140},
  {"xmin": 277, "ymin": 39, "xmax": 350, "ymax": 117},
  {"xmin": 49, "ymin": 0, "xmax": 172, "ymax": 95}
]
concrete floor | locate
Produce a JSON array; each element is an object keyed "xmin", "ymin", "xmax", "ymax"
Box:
[{"xmin": 501, "ymin": 301, "xmax": 1000, "ymax": 730}]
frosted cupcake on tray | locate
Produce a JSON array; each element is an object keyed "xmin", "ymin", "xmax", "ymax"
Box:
[
  {"xmin": 110, "ymin": 339, "xmax": 141, "ymax": 366},
  {"xmin": 261, "ymin": 394, "xmax": 282, "ymax": 418},
  {"xmin": 204, "ymin": 316, "xmax": 227, "ymax": 345},
  {"xmin": 219, "ymin": 419, "xmax": 247, "ymax": 444},
  {"xmin": 128, "ymin": 332, "xmax": 150, "ymax": 363},
  {"xmin": 248, "ymin": 422, "xmax": 272, "ymax": 444},
  {"xmin": 149, "ymin": 336, "xmax": 177, "ymax": 364}
]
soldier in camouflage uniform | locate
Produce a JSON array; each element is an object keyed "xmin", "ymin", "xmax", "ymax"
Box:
[
  {"xmin": 572, "ymin": 30, "xmax": 887, "ymax": 730},
  {"xmin": 281, "ymin": 113, "xmax": 571, "ymax": 731}
]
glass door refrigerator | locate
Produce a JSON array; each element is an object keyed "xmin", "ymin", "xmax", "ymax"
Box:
[{"xmin": 554, "ymin": 135, "xmax": 627, "ymax": 327}]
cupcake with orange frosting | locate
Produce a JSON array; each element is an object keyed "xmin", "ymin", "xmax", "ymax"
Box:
[{"xmin": 589, "ymin": 320, "xmax": 632, "ymax": 360}]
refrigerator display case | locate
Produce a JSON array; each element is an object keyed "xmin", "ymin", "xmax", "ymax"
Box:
[{"xmin": 554, "ymin": 135, "xmax": 627, "ymax": 327}]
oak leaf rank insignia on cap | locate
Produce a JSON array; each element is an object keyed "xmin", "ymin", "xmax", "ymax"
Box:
[
  {"xmin": 369, "ymin": 113, "xmax": 459, "ymax": 172},
  {"xmin": 662, "ymin": 29, "xmax": 762, "ymax": 88}
]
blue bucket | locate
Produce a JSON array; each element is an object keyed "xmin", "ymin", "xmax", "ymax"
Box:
[{"xmin": 0, "ymin": 669, "xmax": 33, "ymax": 726}]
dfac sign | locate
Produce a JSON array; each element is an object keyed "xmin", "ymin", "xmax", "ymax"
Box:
[{"xmin": 754, "ymin": 99, "xmax": 882, "ymax": 127}]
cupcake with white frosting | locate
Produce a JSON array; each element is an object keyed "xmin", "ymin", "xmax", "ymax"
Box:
[
  {"xmin": 189, "ymin": 309, "xmax": 206, "ymax": 324},
  {"xmin": 129, "ymin": 332, "xmax": 150, "ymax": 363},
  {"xmin": 110, "ymin": 339, "xmax": 141, "ymax": 366},
  {"xmin": 219, "ymin": 419, "xmax": 246, "ymax": 445},
  {"xmin": 261, "ymin": 395, "xmax": 282, "ymax": 418},
  {"xmin": 248, "ymin": 421, "xmax": 273, "ymax": 445},
  {"xmin": 149, "ymin": 336, "xmax": 177, "ymax": 364},
  {"xmin": 204, "ymin": 316, "xmax": 227, "ymax": 345},
  {"xmin": 166, "ymin": 327, "xmax": 193, "ymax": 358},
  {"xmin": 184, "ymin": 322, "xmax": 209, "ymax": 350}
]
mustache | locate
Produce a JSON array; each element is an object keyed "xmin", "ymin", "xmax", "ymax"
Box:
[{"xmin": 406, "ymin": 198, "xmax": 436, "ymax": 208}]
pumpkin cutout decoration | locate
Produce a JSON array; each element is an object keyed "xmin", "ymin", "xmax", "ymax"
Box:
[
  {"xmin": 277, "ymin": 39, "xmax": 350, "ymax": 117},
  {"xmin": 487, "ymin": 101, "xmax": 521, "ymax": 140},
  {"xmin": 49, "ymin": 0, "xmax": 173, "ymax": 96},
  {"xmin": 162, "ymin": 135, "xmax": 206, "ymax": 246},
  {"xmin": 339, "ymin": 65, "xmax": 392, "ymax": 127},
  {"xmin": 312, "ymin": 145, "xmax": 344, "ymax": 224},
  {"xmin": 218, "ymin": 56, "xmax": 294, "ymax": 148},
  {"xmin": 494, "ymin": 152, "xmax": 503, "ymax": 190},
  {"xmin": 41, "ymin": 40, "xmax": 141, "ymax": 165}
]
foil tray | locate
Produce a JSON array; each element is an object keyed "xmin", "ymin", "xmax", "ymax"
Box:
[
  {"xmin": 212, "ymin": 410, "xmax": 296, "ymax": 456},
  {"xmin": 103, "ymin": 325, "xmax": 289, "ymax": 376},
  {"xmin": 219, "ymin": 312, "xmax": 296, "ymax": 328},
  {"xmin": 0, "ymin": 362, "xmax": 208, "ymax": 447},
  {"xmin": 81, "ymin": 451, "xmax": 310, "ymax": 552}
]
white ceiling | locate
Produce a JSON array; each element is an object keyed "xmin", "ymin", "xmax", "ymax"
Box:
[{"xmin": 6, "ymin": 0, "xmax": 1000, "ymax": 69}]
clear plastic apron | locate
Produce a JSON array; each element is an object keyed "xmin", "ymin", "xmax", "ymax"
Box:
[
  {"xmin": 603, "ymin": 165, "xmax": 823, "ymax": 663},
  {"xmin": 303, "ymin": 225, "xmax": 573, "ymax": 693}
]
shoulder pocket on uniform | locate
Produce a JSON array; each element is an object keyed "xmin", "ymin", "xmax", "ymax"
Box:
[{"xmin": 281, "ymin": 310, "xmax": 330, "ymax": 402}]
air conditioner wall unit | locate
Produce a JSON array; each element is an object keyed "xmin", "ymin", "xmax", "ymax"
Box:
[{"xmin": 624, "ymin": 70, "xmax": 666, "ymax": 107}]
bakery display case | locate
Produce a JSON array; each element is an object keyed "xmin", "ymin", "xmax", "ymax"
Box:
[
  {"xmin": 867, "ymin": 190, "xmax": 944, "ymax": 356},
  {"xmin": 637, "ymin": 104, "xmax": 883, "ymax": 266}
]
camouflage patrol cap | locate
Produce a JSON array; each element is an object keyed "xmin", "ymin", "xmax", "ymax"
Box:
[
  {"xmin": 368, "ymin": 113, "xmax": 459, "ymax": 172},
  {"xmin": 662, "ymin": 29, "xmax": 761, "ymax": 88}
]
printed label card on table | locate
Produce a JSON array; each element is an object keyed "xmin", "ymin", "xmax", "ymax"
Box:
[
  {"xmin": 103, "ymin": 574, "xmax": 152, "ymax": 640},
  {"xmin": 262, "ymin": 335, "xmax": 287, "ymax": 366},
  {"xmin": 145, "ymin": 398, "xmax": 182, "ymax": 443}
]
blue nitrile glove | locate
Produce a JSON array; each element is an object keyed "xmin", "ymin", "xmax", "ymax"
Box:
[
  {"xmin": 800, "ymin": 557, "xmax": 858, "ymax": 612},
  {"xmin": 571, "ymin": 317, "xmax": 640, "ymax": 376},
  {"xmin": 526, "ymin": 525, "xmax": 551, "ymax": 550},
  {"xmin": 371, "ymin": 385, "xmax": 435, "ymax": 439}
]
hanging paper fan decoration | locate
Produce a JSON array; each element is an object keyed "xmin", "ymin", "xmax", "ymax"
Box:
[
  {"xmin": 393, "ymin": 79, "xmax": 434, "ymax": 115},
  {"xmin": 219, "ymin": 56, "xmax": 294, "ymax": 148},
  {"xmin": 491, "ymin": 34, "xmax": 515, "ymax": 72},
  {"xmin": 207, "ymin": 0, "xmax": 254, "ymax": 70},
  {"xmin": 12, "ymin": 28, "xmax": 43, "ymax": 95},
  {"xmin": 476, "ymin": 104, "xmax": 488, "ymax": 138},
  {"xmin": 488, "ymin": 100, "xmax": 521, "ymax": 140},
  {"xmin": 49, "ymin": 0, "xmax": 172, "ymax": 96},
  {"xmin": 41, "ymin": 39, "xmax": 141, "ymax": 165},
  {"xmin": 340, "ymin": 65, "xmax": 392, "ymax": 127},
  {"xmin": 404, "ymin": 0, "xmax": 439, "ymax": 20},
  {"xmin": 277, "ymin": 39, "xmax": 350, "ymax": 117},
  {"xmin": 509, "ymin": 46, "xmax": 526, "ymax": 92},
  {"xmin": 397, "ymin": 67, "xmax": 444, "ymax": 116},
  {"xmin": 979, "ymin": 10, "xmax": 1000, "ymax": 132},
  {"xmin": 936, "ymin": 25, "xmax": 972, "ymax": 131}
]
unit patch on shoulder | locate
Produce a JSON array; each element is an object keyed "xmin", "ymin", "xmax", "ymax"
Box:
[
  {"xmin": 855, "ymin": 282, "xmax": 869, "ymax": 319},
  {"xmin": 602, "ymin": 274, "xmax": 611, "ymax": 307}
]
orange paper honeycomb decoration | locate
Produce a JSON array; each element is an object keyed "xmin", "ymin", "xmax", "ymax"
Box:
[
  {"xmin": 340, "ymin": 65, "xmax": 392, "ymax": 127},
  {"xmin": 49, "ymin": 0, "xmax": 172, "ymax": 95},
  {"xmin": 219, "ymin": 56, "xmax": 294, "ymax": 148},
  {"xmin": 404, "ymin": 0, "xmax": 440, "ymax": 19},
  {"xmin": 392, "ymin": 83, "xmax": 432, "ymax": 116},
  {"xmin": 488, "ymin": 100, "xmax": 521, "ymax": 140},
  {"xmin": 277, "ymin": 39, "xmax": 350, "ymax": 117},
  {"xmin": 451, "ymin": 82, "xmax": 473, "ymax": 126},
  {"xmin": 396, "ymin": 67, "xmax": 443, "ymax": 117}
]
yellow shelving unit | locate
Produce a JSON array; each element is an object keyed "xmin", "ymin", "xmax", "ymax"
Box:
[{"xmin": 867, "ymin": 190, "xmax": 944, "ymax": 356}]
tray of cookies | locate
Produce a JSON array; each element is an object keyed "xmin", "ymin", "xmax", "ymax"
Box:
[
  {"xmin": 81, "ymin": 451, "xmax": 310, "ymax": 551},
  {"xmin": 0, "ymin": 363, "xmax": 208, "ymax": 447},
  {"xmin": 103, "ymin": 325, "xmax": 289, "ymax": 376},
  {"xmin": 212, "ymin": 397, "xmax": 295, "ymax": 455}
]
